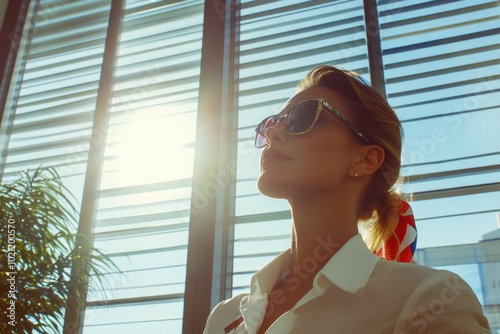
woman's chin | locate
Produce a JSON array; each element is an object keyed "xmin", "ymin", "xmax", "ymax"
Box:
[{"xmin": 257, "ymin": 174, "xmax": 291, "ymax": 199}]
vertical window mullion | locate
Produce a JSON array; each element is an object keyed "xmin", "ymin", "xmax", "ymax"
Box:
[
  {"xmin": 0, "ymin": 0, "xmax": 35, "ymax": 178},
  {"xmin": 63, "ymin": 0, "xmax": 124, "ymax": 332},
  {"xmin": 217, "ymin": 0, "xmax": 241, "ymax": 305},
  {"xmin": 364, "ymin": 0, "xmax": 386, "ymax": 97},
  {"xmin": 182, "ymin": 1, "xmax": 233, "ymax": 333}
]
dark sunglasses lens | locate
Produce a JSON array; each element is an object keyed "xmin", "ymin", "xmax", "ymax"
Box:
[
  {"xmin": 255, "ymin": 116, "xmax": 276, "ymax": 147},
  {"xmin": 286, "ymin": 100, "xmax": 319, "ymax": 133}
]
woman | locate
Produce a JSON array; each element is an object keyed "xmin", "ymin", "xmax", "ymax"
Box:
[{"xmin": 203, "ymin": 66, "xmax": 490, "ymax": 333}]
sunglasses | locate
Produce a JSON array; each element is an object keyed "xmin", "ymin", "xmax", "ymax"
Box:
[{"xmin": 254, "ymin": 98, "xmax": 371, "ymax": 148}]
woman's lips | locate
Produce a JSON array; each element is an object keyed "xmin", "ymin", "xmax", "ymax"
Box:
[{"xmin": 262, "ymin": 148, "xmax": 292, "ymax": 164}]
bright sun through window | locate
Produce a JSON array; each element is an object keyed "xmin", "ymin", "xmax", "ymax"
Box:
[{"xmin": 105, "ymin": 107, "xmax": 196, "ymax": 187}]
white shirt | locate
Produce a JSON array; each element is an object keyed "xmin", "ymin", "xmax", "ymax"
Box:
[{"xmin": 203, "ymin": 234, "xmax": 491, "ymax": 334}]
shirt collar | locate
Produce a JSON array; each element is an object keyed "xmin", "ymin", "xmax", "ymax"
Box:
[
  {"xmin": 248, "ymin": 250, "xmax": 292, "ymax": 298},
  {"xmin": 240, "ymin": 251, "xmax": 292, "ymax": 333},
  {"xmin": 239, "ymin": 234, "xmax": 378, "ymax": 333},
  {"xmin": 250, "ymin": 234, "xmax": 378, "ymax": 296},
  {"xmin": 315, "ymin": 233, "xmax": 378, "ymax": 293}
]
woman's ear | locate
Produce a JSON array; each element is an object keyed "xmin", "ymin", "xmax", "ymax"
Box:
[{"xmin": 351, "ymin": 145, "xmax": 385, "ymax": 177}]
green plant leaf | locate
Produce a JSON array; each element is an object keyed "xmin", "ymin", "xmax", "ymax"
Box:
[{"xmin": 0, "ymin": 167, "xmax": 121, "ymax": 334}]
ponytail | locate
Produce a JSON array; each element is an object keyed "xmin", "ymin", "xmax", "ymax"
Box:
[
  {"xmin": 363, "ymin": 191, "xmax": 417, "ymax": 263},
  {"xmin": 361, "ymin": 189, "xmax": 402, "ymax": 252}
]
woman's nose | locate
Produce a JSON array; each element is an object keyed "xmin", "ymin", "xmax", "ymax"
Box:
[{"xmin": 264, "ymin": 121, "xmax": 287, "ymax": 146}]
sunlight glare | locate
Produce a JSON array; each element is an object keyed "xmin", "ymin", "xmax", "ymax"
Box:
[{"xmin": 113, "ymin": 108, "xmax": 195, "ymax": 185}]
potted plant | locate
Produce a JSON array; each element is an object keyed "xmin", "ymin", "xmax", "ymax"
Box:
[{"xmin": 0, "ymin": 167, "xmax": 118, "ymax": 333}]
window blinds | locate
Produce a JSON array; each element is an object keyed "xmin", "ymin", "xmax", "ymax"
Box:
[
  {"xmin": 0, "ymin": 0, "xmax": 112, "ymax": 206},
  {"xmin": 379, "ymin": 0, "xmax": 500, "ymax": 247},
  {"xmin": 83, "ymin": 1, "xmax": 204, "ymax": 333},
  {"xmin": 0, "ymin": 0, "xmax": 204, "ymax": 332}
]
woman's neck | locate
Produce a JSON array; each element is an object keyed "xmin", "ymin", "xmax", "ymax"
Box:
[{"xmin": 287, "ymin": 191, "xmax": 359, "ymax": 283}]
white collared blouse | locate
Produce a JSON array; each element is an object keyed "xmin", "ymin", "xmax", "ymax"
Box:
[{"xmin": 203, "ymin": 234, "xmax": 491, "ymax": 334}]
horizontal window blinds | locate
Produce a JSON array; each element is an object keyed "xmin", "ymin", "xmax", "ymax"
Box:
[
  {"xmin": 232, "ymin": 0, "xmax": 370, "ymax": 296},
  {"xmin": 0, "ymin": 0, "xmax": 111, "ymax": 207},
  {"xmin": 378, "ymin": 0, "xmax": 500, "ymax": 247},
  {"xmin": 82, "ymin": 0, "xmax": 204, "ymax": 333}
]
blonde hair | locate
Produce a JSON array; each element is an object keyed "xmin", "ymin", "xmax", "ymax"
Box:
[{"xmin": 297, "ymin": 65, "xmax": 409, "ymax": 251}]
